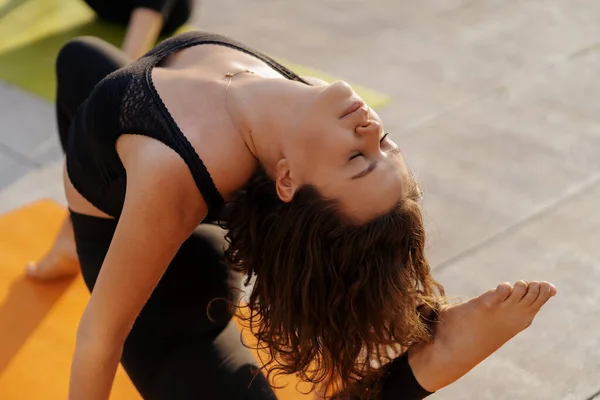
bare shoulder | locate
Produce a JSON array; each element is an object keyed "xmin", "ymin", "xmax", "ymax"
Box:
[{"xmin": 116, "ymin": 133, "xmax": 207, "ymax": 227}]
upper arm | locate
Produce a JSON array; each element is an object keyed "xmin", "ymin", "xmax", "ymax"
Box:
[{"xmin": 78, "ymin": 136, "xmax": 207, "ymax": 344}]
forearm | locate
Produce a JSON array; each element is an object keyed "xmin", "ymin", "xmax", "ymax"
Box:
[
  {"xmin": 69, "ymin": 339, "xmax": 123, "ymax": 400},
  {"xmin": 122, "ymin": 7, "xmax": 164, "ymax": 60}
]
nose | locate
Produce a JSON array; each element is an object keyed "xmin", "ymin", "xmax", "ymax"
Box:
[
  {"xmin": 356, "ymin": 119, "xmax": 381, "ymax": 137},
  {"xmin": 356, "ymin": 119, "xmax": 383, "ymax": 153}
]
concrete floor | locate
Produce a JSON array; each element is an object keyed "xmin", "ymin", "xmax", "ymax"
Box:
[{"xmin": 0, "ymin": 0, "xmax": 599, "ymax": 399}]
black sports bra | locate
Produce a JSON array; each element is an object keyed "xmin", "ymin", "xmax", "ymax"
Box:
[{"xmin": 65, "ymin": 31, "xmax": 308, "ymax": 219}]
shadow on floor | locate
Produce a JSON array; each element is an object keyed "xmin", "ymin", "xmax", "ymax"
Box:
[{"xmin": 0, "ymin": 274, "xmax": 74, "ymax": 374}]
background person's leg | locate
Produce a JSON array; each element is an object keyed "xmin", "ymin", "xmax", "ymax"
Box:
[
  {"xmin": 82, "ymin": 0, "xmax": 131, "ymax": 26},
  {"xmin": 55, "ymin": 36, "xmax": 129, "ymax": 152},
  {"xmin": 160, "ymin": 0, "xmax": 193, "ymax": 34}
]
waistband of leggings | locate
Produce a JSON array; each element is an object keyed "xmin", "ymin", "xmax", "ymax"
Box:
[{"xmin": 69, "ymin": 209, "xmax": 118, "ymax": 242}]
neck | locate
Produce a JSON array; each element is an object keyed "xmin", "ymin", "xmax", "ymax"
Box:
[{"xmin": 226, "ymin": 73, "xmax": 294, "ymax": 176}]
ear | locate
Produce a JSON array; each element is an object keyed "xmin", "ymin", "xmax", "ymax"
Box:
[{"xmin": 274, "ymin": 159, "xmax": 298, "ymax": 203}]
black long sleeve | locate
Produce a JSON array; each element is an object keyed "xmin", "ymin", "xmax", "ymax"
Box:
[
  {"xmin": 331, "ymin": 352, "xmax": 433, "ymax": 400},
  {"xmin": 378, "ymin": 352, "xmax": 433, "ymax": 400}
]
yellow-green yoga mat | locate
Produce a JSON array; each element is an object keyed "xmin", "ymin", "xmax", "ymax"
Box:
[{"xmin": 0, "ymin": 0, "xmax": 390, "ymax": 107}]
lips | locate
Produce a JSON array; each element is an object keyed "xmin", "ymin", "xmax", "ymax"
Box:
[{"xmin": 341, "ymin": 99, "xmax": 365, "ymax": 118}]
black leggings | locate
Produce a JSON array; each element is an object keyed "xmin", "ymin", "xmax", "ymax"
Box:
[
  {"xmin": 56, "ymin": 37, "xmax": 432, "ymax": 400},
  {"xmin": 83, "ymin": 0, "xmax": 193, "ymax": 34},
  {"xmin": 69, "ymin": 211, "xmax": 276, "ymax": 400}
]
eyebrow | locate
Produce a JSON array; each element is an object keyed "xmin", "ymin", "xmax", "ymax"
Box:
[{"xmin": 351, "ymin": 161, "xmax": 378, "ymax": 180}]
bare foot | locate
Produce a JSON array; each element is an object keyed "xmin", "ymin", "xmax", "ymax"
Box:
[
  {"xmin": 409, "ymin": 280, "xmax": 557, "ymax": 392},
  {"xmin": 26, "ymin": 217, "xmax": 80, "ymax": 280}
]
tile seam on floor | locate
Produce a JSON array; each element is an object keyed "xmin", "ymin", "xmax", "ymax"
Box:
[
  {"xmin": 0, "ymin": 143, "xmax": 40, "ymax": 169},
  {"xmin": 0, "ymin": 143, "xmax": 40, "ymax": 168},
  {"xmin": 434, "ymin": 169, "xmax": 600, "ymax": 273}
]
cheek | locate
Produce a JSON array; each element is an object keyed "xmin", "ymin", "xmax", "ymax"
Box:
[
  {"xmin": 390, "ymin": 159, "xmax": 410, "ymax": 197},
  {"xmin": 397, "ymin": 156, "xmax": 410, "ymax": 179},
  {"xmin": 289, "ymin": 144, "xmax": 340, "ymax": 185},
  {"xmin": 290, "ymin": 122, "xmax": 336, "ymax": 158},
  {"xmin": 284, "ymin": 136, "xmax": 319, "ymax": 183}
]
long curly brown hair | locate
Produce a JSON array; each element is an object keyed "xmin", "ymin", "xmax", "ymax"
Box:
[{"xmin": 223, "ymin": 169, "xmax": 444, "ymax": 399}]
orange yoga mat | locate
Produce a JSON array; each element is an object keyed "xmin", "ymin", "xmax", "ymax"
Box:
[{"xmin": 0, "ymin": 199, "xmax": 312, "ymax": 399}]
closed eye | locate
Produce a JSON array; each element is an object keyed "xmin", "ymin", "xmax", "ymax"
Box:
[{"xmin": 349, "ymin": 133, "xmax": 390, "ymax": 161}]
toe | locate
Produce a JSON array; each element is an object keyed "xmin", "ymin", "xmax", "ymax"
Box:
[
  {"xmin": 26, "ymin": 261, "xmax": 39, "ymax": 277},
  {"xmin": 25, "ymin": 256, "xmax": 79, "ymax": 280},
  {"xmin": 478, "ymin": 282, "xmax": 512, "ymax": 307},
  {"xmin": 494, "ymin": 282, "xmax": 512, "ymax": 301},
  {"xmin": 531, "ymin": 282, "xmax": 555, "ymax": 311},
  {"xmin": 506, "ymin": 280, "xmax": 528, "ymax": 304},
  {"xmin": 521, "ymin": 281, "xmax": 541, "ymax": 305},
  {"xmin": 26, "ymin": 261, "xmax": 53, "ymax": 279}
]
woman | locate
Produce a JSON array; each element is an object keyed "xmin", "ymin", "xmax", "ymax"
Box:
[
  {"xmin": 29, "ymin": 31, "xmax": 557, "ymax": 399},
  {"xmin": 84, "ymin": 0, "xmax": 194, "ymax": 60}
]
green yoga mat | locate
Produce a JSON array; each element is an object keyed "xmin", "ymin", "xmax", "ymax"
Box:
[{"xmin": 0, "ymin": 0, "xmax": 390, "ymax": 107}]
